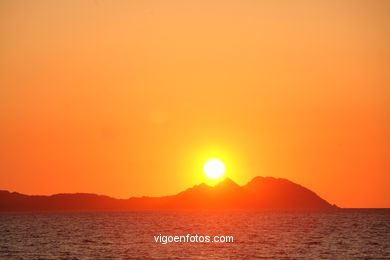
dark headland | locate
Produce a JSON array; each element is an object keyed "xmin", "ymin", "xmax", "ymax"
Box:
[{"xmin": 0, "ymin": 176, "xmax": 338, "ymax": 212}]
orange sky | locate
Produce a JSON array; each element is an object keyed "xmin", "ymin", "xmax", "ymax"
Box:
[{"xmin": 0, "ymin": 1, "xmax": 389, "ymax": 208}]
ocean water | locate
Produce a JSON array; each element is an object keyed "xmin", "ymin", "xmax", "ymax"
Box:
[{"xmin": 0, "ymin": 209, "xmax": 389, "ymax": 260}]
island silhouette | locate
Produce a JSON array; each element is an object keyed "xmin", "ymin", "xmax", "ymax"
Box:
[{"xmin": 0, "ymin": 177, "xmax": 337, "ymax": 212}]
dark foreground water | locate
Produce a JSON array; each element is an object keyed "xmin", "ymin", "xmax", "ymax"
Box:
[{"xmin": 0, "ymin": 209, "xmax": 389, "ymax": 260}]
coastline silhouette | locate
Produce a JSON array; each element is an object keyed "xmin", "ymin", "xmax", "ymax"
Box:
[{"xmin": 0, "ymin": 177, "xmax": 337, "ymax": 212}]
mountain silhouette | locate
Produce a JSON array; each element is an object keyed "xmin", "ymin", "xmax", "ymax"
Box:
[{"xmin": 0, "ymin": 177, "xmax": 337, "ymax": 212}]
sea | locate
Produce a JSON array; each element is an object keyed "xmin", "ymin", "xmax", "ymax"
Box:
[{"xmin": 0, "ymin": 209, "xmax": 389, "ymax": 260}]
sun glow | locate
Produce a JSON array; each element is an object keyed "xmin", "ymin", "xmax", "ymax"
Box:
[{"xmin": 203, "ymin": 159, "xmax": 225, "ymax": 179}]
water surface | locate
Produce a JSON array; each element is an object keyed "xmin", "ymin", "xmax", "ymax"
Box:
[{"xmin": 1, "ymin": 209, "xmax": 389, "ymax": 259}]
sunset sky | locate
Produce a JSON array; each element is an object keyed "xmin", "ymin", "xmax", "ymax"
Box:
[{"xmin": 0, "ymin": 0, "xmax": 389, "ymax": 208}]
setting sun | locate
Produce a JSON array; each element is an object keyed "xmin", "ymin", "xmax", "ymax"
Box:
[{"xmin": 203, "ymin": 159, "xmax": 225, "ymax": 179}]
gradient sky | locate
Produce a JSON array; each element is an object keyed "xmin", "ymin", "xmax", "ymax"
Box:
[{"xmin": 1, "ymin": 0, "xmax": 389, "ymax": 207}]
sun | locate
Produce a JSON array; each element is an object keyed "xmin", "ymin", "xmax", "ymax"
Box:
[{"xmin": 203, "ymin": 159, "xmax": 225, "ymax": 179}]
